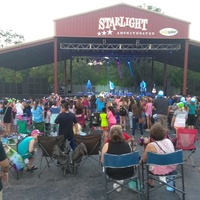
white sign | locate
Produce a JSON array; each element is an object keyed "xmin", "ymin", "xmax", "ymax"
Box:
[{"xmin": 159, "ymin": 28, "xmax": 178, "ymax": 36}]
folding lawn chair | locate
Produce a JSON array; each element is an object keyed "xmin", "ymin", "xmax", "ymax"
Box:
[
  {"xmin": 144, "ymin": 150, "xmax": 185, "ymax": 200},
  {"xmin": 104, "ymin": 151, "xmax": 144, "ymax": 200},
  {"xmin": 38, "ymin": 135, "xmax": 65, "ymax": 177},
  {"xmin": 4, "ymin": 144, "xmax": 26, "ymax": 180},
  {"xmin": 74, "ymin": 133, "xmax": 102, "ymax": 172},
  {"xmin": 176, "ymin": 128, "xmax": 198, "ymax": 167}
]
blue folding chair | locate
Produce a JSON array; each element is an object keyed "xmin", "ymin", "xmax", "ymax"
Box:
[
  {"xmin": 145, "ymin": 150, "xmax": 185, "ymax": 200},
  {"xmin": 104, "ymin": 151, "xmax": 144, "ymax": 200}
]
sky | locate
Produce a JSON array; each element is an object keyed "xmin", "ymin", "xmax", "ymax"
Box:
[{"xmin": 0, "ymin": 0, "xmax": 199, "ymax": 42}]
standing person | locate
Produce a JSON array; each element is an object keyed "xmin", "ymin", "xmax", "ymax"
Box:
[
  {"xmin": 99, "ymin": 107, "xmax": 108, "ymax": 143},
  {"xmin": 170, "ymin": 102, "xmax": 188, "ymax": 134},
  {"xmin": 55, "ymin": 102, "xmax": 78, "ymax": 150},
  {"xmin": 68, "ymin": 100, "xmax": 75, "ymax": 114},
  {"xmin": 86, "ymin": 80, "xmax": 92, "ymax": 93},
  {"xmin": 75, "ymin": 97, "xmax": 84, "ymax": 115},
  {"xmin": 107, "ymin": 106, "xmax": 117, "ymax": 129},
  {"xmin": 31, "ymin": 99, "xmax": 44, "ymax": 132},
  {"xmin": 187, "ymin": 97, "xmax": 197, "ymax": 129},
  {"xmin": 15, "ymin": 100, "xmax": 24, "ymax": 119},
  {"xmin": 118, "ymin": 97, "xmax": 128, "ymax": 131},
  {"xmin": 108, "ymin": 81, "xmax": 115, "ymax": 93},
  {"xmin": 140, "ymin": 80, "xmax": 147, "ymax": 96},
  {"xmin": 0, "ymin": 141, "xmax": 9, "ymax": 199},
  {"xmin": 128, "ymin": 98, "xmax": 135, "ymax": 131},
  {"xmin": 82, "ymin": 95, "xmax": 90, "ymax": 120},
  {"xmin": 49, "ymin": 100, "xmax": 60, "ymax": 135},
  {"xmin": 3, "ymin": 100, "xmax": 12, "ymax": 137},
  {"xmin": 95, "ymin": 95, "xmax": 105, "ymax": 113},
  {"xmin": 132, "ymin": 97, "xmax": 144, "ymax": 136},
  {"xmin": 43, "ymin": 106, "xmax": 51, "ymax": 135},
  {"xmin": 90, "ymin": 95, "xmax": 97, "ymax": 114},
  {"xmin": 145, "ymin": 97, "xmax": 153, "ymax": 131},
  {"xmin": 152, "ymin": 90, "xmax": 170, "ymax": 130}
]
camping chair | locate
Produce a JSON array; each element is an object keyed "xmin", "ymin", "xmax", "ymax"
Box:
[
  {"xmin": 4, "ymin": 144, "xmax": 27, "ymax": 180},
  {"xmin": 74, "ymin": 133, "xmax": 102, "ymax": 172},
  {"xmin": 38, "ymin": 135, "xmax": 65, "ymax": 177},
  {"xmin": 176, "ymin": 128, "xmax": 198, "ymax": 167},
  {"xmin": 144, "ymin": 150, "xmax": 185, "ymax": 200},
  {"xmin": 104, "ymin": 151, "xmax": 144, "ymax": 200}
]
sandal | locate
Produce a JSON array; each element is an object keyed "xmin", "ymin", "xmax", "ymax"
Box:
[
  {"xmin": 31, "ymin": 166, "xmax": 38, "ymax": 170},
  {"xmin": 26, "ymin": 168, "xmax": 33, "ymax": 172}
]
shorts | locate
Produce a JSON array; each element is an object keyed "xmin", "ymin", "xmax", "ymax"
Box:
[
  {"xmin": 101, "ymin": 126, "xmax": 108, "ymax": 131},
  {"xmin": 145, "ymin": 113, "xmax": 152, "ymax": 117}
]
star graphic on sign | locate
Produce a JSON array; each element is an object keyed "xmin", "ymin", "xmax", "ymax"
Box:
[
  {"xmin": 97, "ymin": 32, "xmax": 101, "ymax": 36},
  {"xmin": 102, "ymin": 31, "xmax": 107, "ymax": 35},
  {"xmin": 107, "ymin": 29, "xmax": 113, "ymax": 35}
]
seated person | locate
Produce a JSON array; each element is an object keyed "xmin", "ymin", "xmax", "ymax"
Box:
[
  {"xmin": 105, "ymin": 125, "xmax": 136, "ymax": 150},
  {"xmin": 101, "ymin": 126, "xmax": 133, "ymax": 192},
  {"xmin": 18, "ymin": 129, "xmax": 43, "ymax": 171},
  {"xmin": 141, "ymin": 123, "xmax": 176, "ymax": 187}
]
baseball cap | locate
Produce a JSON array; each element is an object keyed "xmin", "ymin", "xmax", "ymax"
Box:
[
  {"xmin": 31, "ymin": 129, "xmax": 43, "ymax": 136},
  {"xmin": 177, "ymin": 102, "xmax": 184, "ymax": 109},
  {"xmin": 157, "ymin": 90, "xmax": 164, "ymax": 97},
  {"xmin": 190, "ymin": 97, "xmax": 196, "ymax": 102},
  {"xmin": 180, "ymin": 97, "xmax": 185, "ymax": 102}
]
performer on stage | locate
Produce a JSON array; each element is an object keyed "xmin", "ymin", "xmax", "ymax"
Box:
[
  {"xmin": 108, "ymin": 81, "xmax": 115, "ymax": 93},
  {"xmin": 140, "ymin": 80, "xmax": 147, "ymax": 96},
  {"xmin": 86, "ymin": 80, "xmax": 92, "ymax": 93}
]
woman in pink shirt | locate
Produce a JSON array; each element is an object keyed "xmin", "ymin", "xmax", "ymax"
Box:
[
  {"xmin": 107, "ymin": 106, "xmax": 117, "ymax": 129},
  {"xmin": 145, "ymin": 97, "xmax": 153, "ymax": 131},
  {"xmin": 141, "ymin": 123, "xmax": 176, "ymax": 187}
]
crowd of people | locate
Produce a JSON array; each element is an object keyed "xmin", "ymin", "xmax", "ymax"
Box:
[{"xmin": 0, "ymin": 90, "xmax": 199, "ymax": 196}]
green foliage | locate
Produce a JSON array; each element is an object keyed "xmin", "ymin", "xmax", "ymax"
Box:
[
  {"xmin": 0, "ymin": 29, "xmax": 24, "ymax": 47},
  {"xmin": 137, "ymin": 4, "xmax": 163, "ymax": 13}
]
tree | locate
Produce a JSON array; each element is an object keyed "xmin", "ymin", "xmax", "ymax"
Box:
[
  {"xmin": 0, "ymin": 29, "xmax": 24, "ymax": 48},
  {"xmin": 137, "ymin": 4, "xmax": 163, "ymax": 13}
]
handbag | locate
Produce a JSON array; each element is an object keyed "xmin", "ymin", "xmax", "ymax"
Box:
[{"xmin": 139, "ymin": 118, "xmax": 144, "ymax": 124}]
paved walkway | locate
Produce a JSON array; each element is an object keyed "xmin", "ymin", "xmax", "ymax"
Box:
[{"xmin": 3, "ymin": 128, "xmax": 200, "ymax": 200}]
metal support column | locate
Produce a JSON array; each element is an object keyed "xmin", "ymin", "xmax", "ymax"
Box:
[
  {"xmin": 54, "ymin": 37, "xmax": 58, "ymax": 94},
  {"xmin": 163, "ymin": 59, "xmax": 167, "ymax": 95},
  {"xmin": 64, "ymin": 60, "xmax": 67, "ymax": 86},
  {"xmin": 183, "ymin": 40, "xmax": 189, "ymax": 96}
]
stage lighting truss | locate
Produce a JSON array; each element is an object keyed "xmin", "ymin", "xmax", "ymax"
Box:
[{"xmin": 60, "ymin": 43, "xmax": 181, "ymax": 51}]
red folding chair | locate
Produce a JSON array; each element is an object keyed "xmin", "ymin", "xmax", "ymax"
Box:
[{"xmin": 176, "ymin": 128, "xmax": 198, "ymax": 167}]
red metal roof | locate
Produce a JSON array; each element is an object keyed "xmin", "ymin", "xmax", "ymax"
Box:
[{"xmin": 54, "ymin": 3, "xmax": 190, "ymax": 39}]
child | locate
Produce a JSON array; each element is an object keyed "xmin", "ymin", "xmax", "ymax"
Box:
[
  {"xmin": 99, "ymin": 107, "xmax": 108, "ymax": 143},
  {"xmin": 107, "ymin": 106, "xmax": 116, "ymax": 129},
  {"xmin": 43, "ymin": 106, "xmax": 51, "ymax": 135}
]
